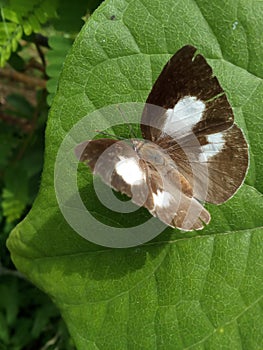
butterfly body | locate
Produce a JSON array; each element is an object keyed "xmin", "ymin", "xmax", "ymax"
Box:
[{"xmin": 76, "ymin": 45, "xmax": 249, "ymax": 231}]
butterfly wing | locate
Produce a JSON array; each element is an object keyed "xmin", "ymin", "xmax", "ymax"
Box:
[
  {"xmin": 142, "ymin": 45, "xmax": 234, "ymax": 140},
  {"xmin": 137, "ymin": 141, "xmax": 211, "ymax": 230},
  {"xmin": 161, "ymin": 124, "xmax": 248, "ymax": 204},
  {"xmin": 141, "ymin": 45, "xmax": 248, "ymax": 204},
  {"xmin": 76, "ymin": 138, "xmax": 210, "ymax": 230},
  {"xmin": 75, "ymin": 139, "xmax": 148, "ymax": 206}
]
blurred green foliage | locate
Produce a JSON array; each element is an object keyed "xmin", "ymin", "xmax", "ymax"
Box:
[{"xmin": 0, "ymin": 0, "xmax": 103, "ymax": 348}]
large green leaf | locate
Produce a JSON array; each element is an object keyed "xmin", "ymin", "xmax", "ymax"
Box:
[{"xmin": 7, "ymin": 0, "xmax": 263, "ymax": 349}]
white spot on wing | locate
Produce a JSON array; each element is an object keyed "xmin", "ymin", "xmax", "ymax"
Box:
[
  {"xmin": 199, "ymin": 133, "xmax": 225, "ymax": 161},
  {"xmin": 163, "ymin": 96, "xmax": 205, "ymax": 137},
  {"xmin": 115, "ymin": 156, "xmax": 145, "ymax": 185},
  {"xmin": 153, "ymin": 190, "xmax": 173, "ymax": 208}
]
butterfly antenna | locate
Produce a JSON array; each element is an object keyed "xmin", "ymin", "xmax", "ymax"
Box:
[{"xmin": 116, "ymin": 104, "xmax": 137, "ymax": 139}]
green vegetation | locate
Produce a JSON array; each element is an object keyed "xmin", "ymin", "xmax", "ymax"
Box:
[{"xmin": 1, "ymin": 0, "xmax": 262, "ymax": 349}]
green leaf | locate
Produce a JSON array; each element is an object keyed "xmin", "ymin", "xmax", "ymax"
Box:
[
  {"xmin": 0, "ymin": 279, "xmax": 19, "ymax": 326},
  {"xmin": 0, "ymin": 21, "xmax": 23, "ymax": 66},
  {"xmin": 0, "ymin": 0, "xmax": 58, "ymax": 66},
  {"xmin": 53, "ymin": 1, "xmax": 87, "ymax": 33},
  {"xmin": 2, "ymin": 188, "xmax": 26, "ymax": 223},
  {"xmin": 46, "ymin": 35, "xmax": 73, "ymax": 106},
  {"xmin": 0, "ymin": 312, "xmax": 9, "ymax": 344},
  {"xmin": 7, "ymin": 0, "xmax": 263, "ymax": 349}
]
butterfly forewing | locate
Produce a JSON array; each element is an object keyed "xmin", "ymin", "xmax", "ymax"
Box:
[{"xmin": 142, "ymin": 45, "xmax": 248, "ymax": 204}]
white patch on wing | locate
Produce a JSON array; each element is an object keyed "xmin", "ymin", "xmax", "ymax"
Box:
[
  {"xmin": 153, "ymin": 190, "xmax": 173, "ymax": 208},
  {"xmin": 199, "ymin": 132, "xmax": 225, "ymax": 161},
  {"xmin": 163, "ymin": 96, "xmax": 205, "ymax": 137},
  {"xmin": 115, "ymin": 156, "xmax": 145, "ymax": 185}
]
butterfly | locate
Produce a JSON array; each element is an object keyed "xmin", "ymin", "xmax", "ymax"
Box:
[{"xmin": 75, "ymin": 45, "xmax": 249, "ymax": 231}]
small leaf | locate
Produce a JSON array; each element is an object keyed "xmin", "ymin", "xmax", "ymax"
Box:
[
  {"xmin": 46, "ymin": 35, "xmax": 73, "ymax": 105},
  {"xmin": 0, "ymin": 279, "xmax": 19, "ymax": 326},
  {"xmin": 2, "ymin": 188, "xmax": 26, "ymax": 223},
  {"xmin": 0, "ymin": 312, "xmax": 9, "ymax": 343},
  {"xmin": 0, "ymin": 0, "xmax": 59, "ymax": 66}
]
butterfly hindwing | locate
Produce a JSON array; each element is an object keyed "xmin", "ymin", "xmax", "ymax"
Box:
[
  {"xmin": 76, "ymin": 138, "xmax": 211, "ymax": 230},
  {"xmin": 76, "ymin": 139, "xmax": 144, "ymax": 201}
]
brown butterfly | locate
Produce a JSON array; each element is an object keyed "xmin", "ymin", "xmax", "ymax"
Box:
[{"xmin": 75, "ymin": 46, "xmax": 249, "ymax": 231}]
